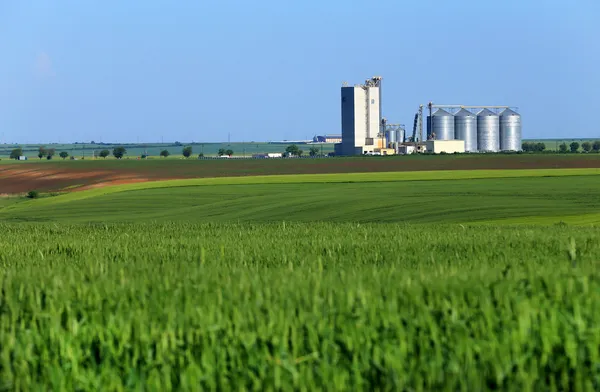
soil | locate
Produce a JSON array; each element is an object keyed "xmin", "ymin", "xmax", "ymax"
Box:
[{"xmin": 1, "ymin": 155, "xmax": 599, "ymax": 195}]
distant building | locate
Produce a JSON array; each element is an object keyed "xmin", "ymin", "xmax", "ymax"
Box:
[
  {"xmin": 252, "ymin": 153, "xmax": 283, "ymax": 158},
  {"xmin": 313, "ymin": 135, "xmax": 342, "ymax": 144},
  {"xmin": 425, "ymin": 140, "xmax": 465, "ymax": 154},
  {"xmin": 18, "ymin": 156, "xmax": 27, "ymax": 161},
  {"xmin": 334, "ymin": 76, "xmax": 385, "ymax": 156}
]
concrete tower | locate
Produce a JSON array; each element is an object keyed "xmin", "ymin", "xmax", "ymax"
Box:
[{"xmin": 336, "ymin": 77, "xmax": 383, "ymax": 156}]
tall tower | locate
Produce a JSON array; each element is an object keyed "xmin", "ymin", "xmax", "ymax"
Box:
[{"xmin": 338, "ymin": 76, "xmax": 382, "ymax": 156}]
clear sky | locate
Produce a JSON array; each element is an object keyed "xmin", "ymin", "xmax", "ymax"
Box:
[{"xmin": 0, "ymin": 0, "xmax": 598, "ymax": 143}]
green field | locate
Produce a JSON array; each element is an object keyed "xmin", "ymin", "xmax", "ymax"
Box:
[
  {"xmin": 2, "ymin": 139, "xmax": 599, "ymax": 159},
  {"xmin": 0, "ymin": 142, "xmax": 334, "ymax": 160},
  {"xmin": 2, "ymin": 169, "xmax": 600, "ymax": 225},
  {"xmin": 1, "ymin": 168, "xmax": 600, "ymax": 390}
]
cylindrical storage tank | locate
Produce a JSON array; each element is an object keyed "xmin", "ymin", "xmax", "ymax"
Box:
[
  {"xmin": 477, "ymin": 109, "xmax": 500, "ymax": 152},
  {"xmin": 385, "ymin": 130, "xmax": 397, "ymax": 144},
  {"xmin": 454, "ymin": 109, "xmax": 478, "ymax": 152},
  {"xmin": 500, "ymin": 109, "xmax": 522, "ymax": 151},
  {"xmin": 431, "ymin": 109, "xmax": 455, "ymax": 140},
  {"xmin": 398, "ymin": 129, "xmax": 405, "ymax": 143}
]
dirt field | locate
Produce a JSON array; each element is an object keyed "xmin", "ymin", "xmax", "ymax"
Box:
[{"xmin": 1, "ymin": 154, "xmax": 600, "ymax": 195}]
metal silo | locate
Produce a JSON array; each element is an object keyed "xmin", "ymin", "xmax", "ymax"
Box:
[
  {"xmin": 500, "ymin": 109, "xmax": 522, "ymax": 151},
  {"xmin": 454, "ymin": 109, "xmax": 478, "ymax": 152},
  {"xmin": 430, "ymin": 109, "xmax": 455, "ymax": 140},
  {"xmin": 385, "ymin": 129, "xmax": 397, "ymax": 144},
  {"xmin": 477, "ymin": 109, "xmax": 500, "ymax": 152}
]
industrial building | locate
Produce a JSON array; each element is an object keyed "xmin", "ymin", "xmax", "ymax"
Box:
[
  {"xmin": 335, "ymin": 76, "xmax": 408, "ymax": 156},
  {"xmin": 313, "ymin": 135, "xmax": 342, "ymax": 143},
  {"xmin": 425, "ymin": 103, "xmax": 522, "ymax": 153},
  {"xmin": 335, "ymin": 75, "xmax": 521, "ymax": 155},
  {"xmin": 335, "ymin": 77, "xmax": 386, "ymax": 156},
  {"xmin": 425, "ymin": 140, "xmax": 465, "ymax": 154}
]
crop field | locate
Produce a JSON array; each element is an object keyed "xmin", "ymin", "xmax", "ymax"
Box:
[
  {"xmin": 2, "ymin": 153, "xmax": 600, "ymax": 194},
  {"xmin": 2, "ymin": 168, "xmax": 600, "ymax": 225},
  {"xmin": 0, "ymin": 142, "xmax": 334, "ymax": 160},
  {"xmin": 1, "ymin": 162, "xmax": 600, "ymax": 390}
]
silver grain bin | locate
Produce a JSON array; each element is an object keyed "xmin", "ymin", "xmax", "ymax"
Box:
[
  {"xmin": 430, "ymin": 109, "xmax": 455, "ymax": 140},
  {"xmin": 454, "ymin": 109, "xmax": 478, "ymax": 152},
  {"xmin": 477, "ymin": 109, "xmax": 500, "ymax": 152},
  {"xmin": 385, "ymin": 130, "xmax": 398, "ymax": 144},
  {"xmin": 500, "ymin": 109, "xmax": 522, "ymax": 151}
]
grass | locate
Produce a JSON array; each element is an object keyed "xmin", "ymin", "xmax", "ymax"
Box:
[
  {"xmin": 2, "ymin": 169, "xmax": 600, "ymax": 224},
  {"xmin": 2, "ymin": 168, "xmax": 600, "ymax": 389},
  {"xmin": 0, "ymin": 223, "xmax": 599, "ymax": 390},
  {"xmin": 3, "ymin": 154, "xmax": 600, "ymax": 195}
]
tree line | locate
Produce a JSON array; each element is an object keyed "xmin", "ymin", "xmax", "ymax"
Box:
[{"xmin": 523, "ymin": 141, "xmax": 600, "ymax": 153}]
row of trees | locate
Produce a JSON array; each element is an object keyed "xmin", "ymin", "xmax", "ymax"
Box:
[
  {"xmin": 286, "ymin": 145, "xmax": 321, "ymax": 157},
  {"xmin": 522, "ymin": 141, "xmax": 600, "ymax": 153},
  {"xmin": 158, "ymin": 146, "xmax": 232, "ymax": 158},
  {"xmin": 521, "ymin": 142, "xmax": 546, "ymax": 152}
]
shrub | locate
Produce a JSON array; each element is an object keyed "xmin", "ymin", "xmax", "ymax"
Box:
[{"xmin": 27, "ymin": 190, "xmax": 39, "ymax": 199}]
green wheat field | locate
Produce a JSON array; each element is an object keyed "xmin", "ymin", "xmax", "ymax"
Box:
[{"xmin": 1, "ymin": 167, "xmax": 600, "ymax": 390}]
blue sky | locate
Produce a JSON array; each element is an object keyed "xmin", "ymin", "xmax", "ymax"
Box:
[{"xmin": 0, "ymin": 0, "xmax": 597, "ymax": 143}]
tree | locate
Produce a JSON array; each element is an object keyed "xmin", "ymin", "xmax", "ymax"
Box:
[
  {"xmin": 309, "ymin": 146, "xmax": 320, "ymax": 157},
  {"xmin": 225, "ymin": 149, "xmax": 233, "ymax": 157},
  {"xmin": 217, "ymin": 148, "xmax": 226, "ymax": 157},
  {"xmin": 297, "ymin": 149, "xmax": 303, "ymax": 157},
  {"xmin": 59, "ymin": 151, "xmax": 69, "ymax": 160},
  {"xmin": 285, "ymin": 144, "xmax": 300, "ymax": 156},
  {"xmin": 534, "ymin": 143, "xmax": 546, "ymax": 152},
  {"xmin": 559, "ymin": 143, "xmax": 568, "ymax": 153},
  {"xmin": 570, "ymin": 142, "xmax": 580, "ymax": 153},
  {"xmin": 593, "ymin": 141, "xmax": 600, "ymax": 153},
  {"xmin": 113, "ymin": 146, "xmax": 127, "ymax": 159},
  {"xmin": 198, "ymin": 153, "xmax": 204, "ymax": 158},
  {"xmin": 46, "ymin": 148, "xmax": 56, "ymax": 159},
  {"xmin": 160, "ymin": 149, "xmax": 170, "ymax": 158},
  {"xmin": 99, "ymin": 149, "xmax": 110, "ymax": 159},
  {"xmin": 9, "ymin": 148, "xmax": 23, "ymax": 160},
  {"xmin": 182, "ymin": 146, "xmax": 193, "ymax": 158},
  {"xmin": 582, "ymin": 142, "xmax": 592, "ymax": 152},
  {"xmin": 521, "ymin": 142, "xmax": 532, "ymax": 152},
  {"xmin": 38, "ymin": 147, "xmax": 47, "ymax": 159}
]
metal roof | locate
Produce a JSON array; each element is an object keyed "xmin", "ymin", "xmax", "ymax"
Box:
[
  {"xmin": 500, "ymin": 108, "xmax": 519, "ymax": 117},
  {"xmin": 432, "ymin": 108, "xmax": 452, "ymax": 116},
  {"xmin": 455, "ymin": 108, "xmax": 476, "ymax": 117},
  {"xmin": 477, "ymin": 108, "xmax": 497, "ymax": 116}
]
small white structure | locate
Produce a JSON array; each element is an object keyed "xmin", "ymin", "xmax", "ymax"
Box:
[
  {"xmin": 253, "ymin": 152, "xmax": 282, "ymax": 158},
  {"xmin": 398, "ymin": 145, "xmax": 416, "ymax": 155},
  {"xmin": 426, "ymin": 140, "xmax": 465, "ymax": 154},
  {"xmin": 18, "ymin": 156, "xmax": 28, "ymax": 161}
]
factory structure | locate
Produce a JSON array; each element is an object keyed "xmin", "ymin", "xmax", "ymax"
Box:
[{"xmin": 335, "ymin": 76, "xmax": 522, "ymax": 155}]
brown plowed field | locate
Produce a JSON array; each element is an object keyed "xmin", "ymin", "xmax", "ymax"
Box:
[{"xmin": 1, "ymin": 154, "xmax": 599, "ymax": 195}]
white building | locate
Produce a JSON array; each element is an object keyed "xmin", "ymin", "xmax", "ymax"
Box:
[
  {"xmin": 425, "ymin": 140, "xmax": 465, "ymax": 154},
  {"xmin": 335, "ymin": 77, "xmax": 385, "ymax": 156}
]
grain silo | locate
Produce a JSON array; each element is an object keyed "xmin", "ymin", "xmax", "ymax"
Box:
[
  {"xmin": 385, "ymin": 129, "xmax": 398, "ymax": 144},
  {"xmin": 428, "ymin": 109, "xmax": 454, "ymax": 140},
  {"xmin": 477, "ymin": 109, "xmax": 500, "ymax": 152},
  {"xmin": 500, "ymin": 109, "xmax": 522, "ymax": 151},
  {"xmin": 454, "ymin": 109, "xmax": 478, "ymax": 152}
]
